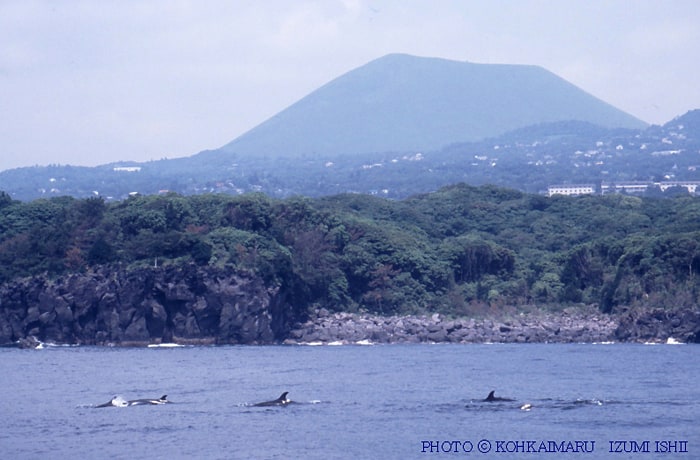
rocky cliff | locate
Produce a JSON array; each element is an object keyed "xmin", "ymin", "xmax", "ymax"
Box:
[
  {"xmin": 614, "ymin": 308, "xmax": 700, "ymax": 344},
  {"xmin": 2, "ymin": 264, "xmax": 698, "ymax": 347},
  {"xmin": 285, "ymin": 307, "xmax": 700, "ymax": 345},
  {"xmin": 0, "ymin": 265, "xmax": 299, "ymax": 347}
]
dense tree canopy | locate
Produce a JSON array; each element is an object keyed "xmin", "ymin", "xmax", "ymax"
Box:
[{"xmin": 1, "ymin": 185, "xmax": 698, "ymax": 316}]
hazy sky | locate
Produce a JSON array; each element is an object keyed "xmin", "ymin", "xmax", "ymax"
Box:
[{"xmin": 1, "ymin": 0, "xmax": 699, "ymax": 172}]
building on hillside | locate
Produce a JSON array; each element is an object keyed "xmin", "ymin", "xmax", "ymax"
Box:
[
  {"xmin": 548, "ymin": 181, "xmax": 700, "ymax": 196},
  {"xmin": 113, "ymin": 166, "xmax": 142, "ymax": 172},
  {"xmin": 601, "ymin": 182, "xmax": 649, "ymax": 195},
  {"xmin": 657, "ymin": 181, "xmax": 700, "ymax": 193},
  {"xmin": 547, "ymin": 184, "xmax": 595, "ymax": 197}
]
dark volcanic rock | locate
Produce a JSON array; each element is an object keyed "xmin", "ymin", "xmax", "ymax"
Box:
[
  {"xmin": 285, "ymin": 307, "xmax": 621, "ymax": 345},
  {"xmin": 3, "ymin": 264, "xmax": 696, "ymax": 347},
  {"xmin": 615, "ymin": 308, "xmax": 700, "ymax": 343},
  {"xmin": 0, "ymin": 264, "xmax": 299, "ymax": 346}
]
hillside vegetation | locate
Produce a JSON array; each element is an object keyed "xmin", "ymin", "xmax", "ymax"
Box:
[
  {"xmin": 1, "ymin": 185, "xmax": 698, "ymax": 316},
  {"xmin": 1, "ymin": 110, "xmax": 697, "ymax": 202}
]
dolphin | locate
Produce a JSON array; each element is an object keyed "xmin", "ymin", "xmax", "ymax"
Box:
[
  {"xmin": 253, "ymin": 392, "xmax": 291, "ymax": 407},
  {"xmin": 127, "ymin": 395, "xmax": 170, "ymax": 406},
  {"xmin": 484, "ymin": 390, "xmax": 515, "ymax": 402},
  {"xmin": 95, "ymin": 396, "xmax": 128, "ymax": 408}
]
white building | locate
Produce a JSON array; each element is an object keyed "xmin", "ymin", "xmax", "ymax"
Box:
[
  {"xmin": 549, "ymin": 181, "xmax": 700, "ymax": 196},
  {"xmin": 547, "ymin": 184, "xmax": 595, "ymax": 197}
]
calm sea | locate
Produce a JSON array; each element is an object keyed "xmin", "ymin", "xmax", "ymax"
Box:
[{"xmin": 0, "ymin": 343, "xmax": 697, "ymax": 459}]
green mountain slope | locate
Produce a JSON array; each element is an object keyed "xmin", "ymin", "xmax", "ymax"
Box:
[{"xmin": 219, "ymin": 53, "xmax": 647, "ymax": 157}]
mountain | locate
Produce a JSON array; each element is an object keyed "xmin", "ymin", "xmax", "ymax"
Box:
[
  {"xmin": 6, "ymin": 56, "xmax": 699, "ymax": 202},
  {"xmin": 218, "ymin": 53, "xmax": 646, "ymax": 158}
]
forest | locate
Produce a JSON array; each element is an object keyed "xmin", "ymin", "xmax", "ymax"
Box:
[{"xmin": 0, "ymin": 184, "xmax": 699, "ymax": 317}]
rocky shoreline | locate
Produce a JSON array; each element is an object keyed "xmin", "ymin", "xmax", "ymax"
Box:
[
  {"xmin": 284, "ymin": 306, "xmax": 700, "ymax": 345},
  {"xmin": 10, "ymin": 305, "xmax": 700, "ymax": 348},
  {"xmin": 1, "ymin": 264, "xmax": 698, "ymax": 348},
  {"xmin": 0, "ymin": 265, "xmax": 300, "ymax": 348},
  {"xmin": 285, "ymin": 308, "xmax": 617, "ymax": 345}
]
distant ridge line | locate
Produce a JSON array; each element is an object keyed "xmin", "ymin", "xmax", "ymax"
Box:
[{"xmin": 218, "ymin": 53, "xmax": 646, "ymax": 158}]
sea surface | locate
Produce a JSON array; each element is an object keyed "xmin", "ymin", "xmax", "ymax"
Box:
[{"xmin": 0, "ymin": 343, "xmax": 697, "ymax": 459}]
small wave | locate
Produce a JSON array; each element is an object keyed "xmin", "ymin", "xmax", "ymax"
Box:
[
  {"xmin": 463, "ymin": 402, "xmax": 517, "ymax": 412},
  {"xmin": 147, "ymin": 343, "xmax": 186, "ymax": 348},
  {"xmin": 462, "ymin": 397, "xmax": 616, "ymax": 413},
  {"xmin": 544, "ymin": 398, "xmax": 614, "ymax": 411},
  {"xmin": 642, "ymin": 337, "xmax": 685, "ymax": 345},
  {"xmin": 293, "ymin": 339, "xmax": 374, "ymax": 346},
  {"xmin": 573, "ymin": 398, "xmax": 604, "ymax": 406}
]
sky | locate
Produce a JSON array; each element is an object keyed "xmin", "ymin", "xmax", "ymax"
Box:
[{"xmin": 1, "ymin": 0, "xmax": 699, "ymax": 172}]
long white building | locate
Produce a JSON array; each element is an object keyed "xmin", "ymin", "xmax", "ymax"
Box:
[
  {"xmin": 547, "ymin": 184, "xmax": 595, "ymax": 196},
  {"xmin": 548, "ymin": 181, "xmax": 700, "ymax": 197}
]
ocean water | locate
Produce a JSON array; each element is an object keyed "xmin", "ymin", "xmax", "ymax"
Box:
[{"xmin": 0, "ymin": 343, "xmax": 697, "ymax": 459}]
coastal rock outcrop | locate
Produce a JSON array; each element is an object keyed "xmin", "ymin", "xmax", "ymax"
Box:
[
  {"xmin": 285, "ymin": 307, "xmax": 620, "ymax": 345},
  {"xmin": 0, "ymin": 265, "xmax": 298, "ymax": 346},
  {"xmin": 614, "ymin": 308, "xmax": 700, "ymax": 343},
  {"xmin": 3, "ymin": 266, "xmax": 697, "ymax": 347}
]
